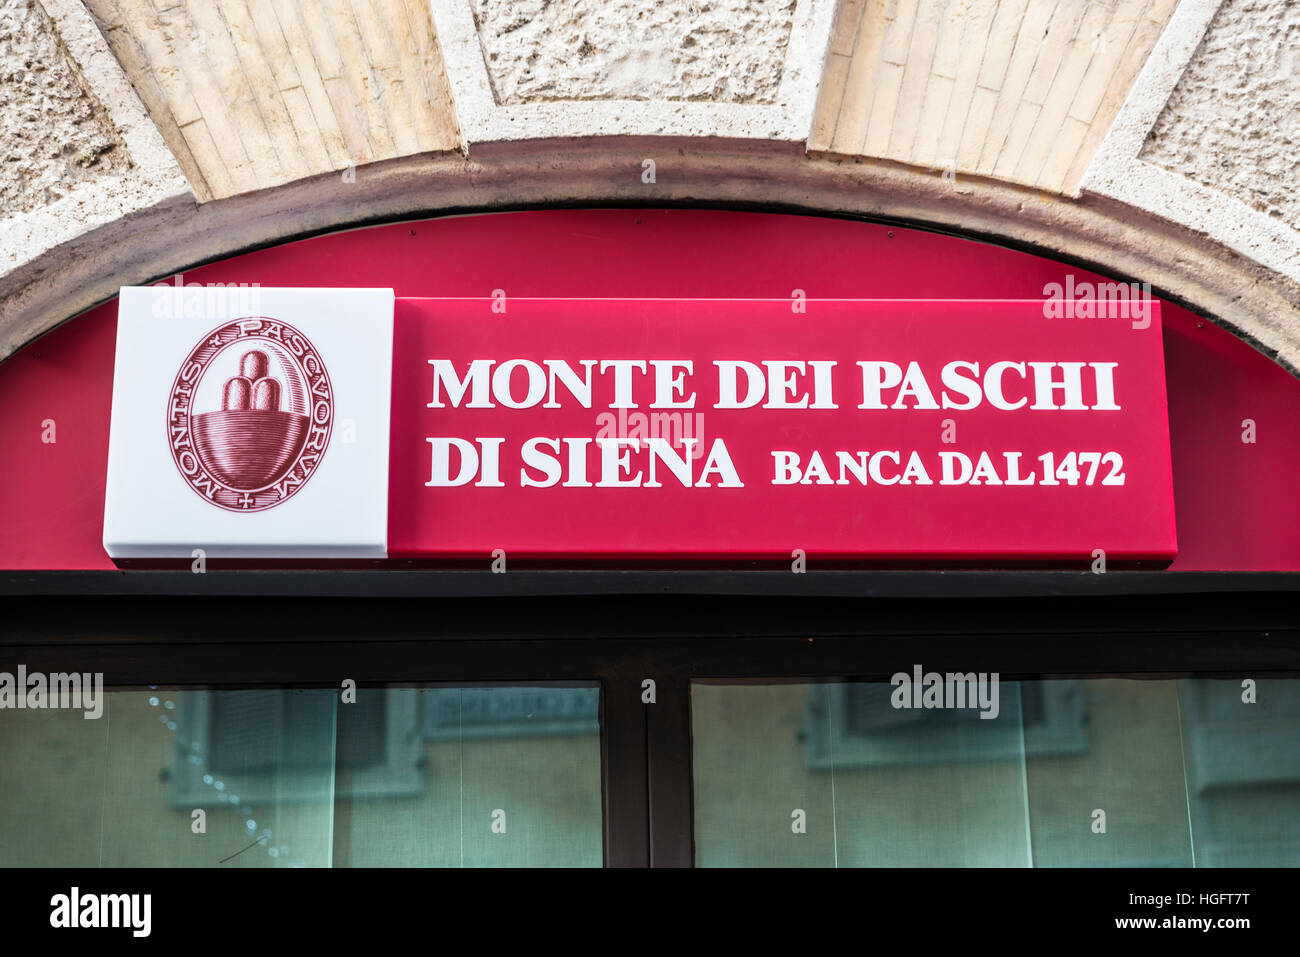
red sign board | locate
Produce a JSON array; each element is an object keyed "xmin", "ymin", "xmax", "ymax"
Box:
[{"xmin": 388, "ymin": 298, "xmax": 1176, "ymax": 563}]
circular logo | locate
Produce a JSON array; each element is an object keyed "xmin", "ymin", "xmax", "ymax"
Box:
[{"xmin": 166, "ymin": 318, "xmax": 333, "ymax": 511}]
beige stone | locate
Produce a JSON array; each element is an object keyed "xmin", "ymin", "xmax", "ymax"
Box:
[
  {"xmin": 822, "ymin": 0, "xmax": 886, "ymax": 153},
  {"xmin": 471, "ymin": 0, "xmax": 797, "ymax": 105},
  {"xmin": 976, "ymin": 1, "xmax": 1055, "ymax": 173},
  {"xmin": 0, "ymin": 0, "xmax": 129, "ymax": 215},
  {"xmin": 891, "ymin": 0, "xmax": 946, "ymax": 159},
  {"xmin": 81, "ymin": 0, "xmax": 460, "ymax": 198},
  {"xmin": 1141, "ymin": 0, "xmax": 1300, "ymax": 225}
]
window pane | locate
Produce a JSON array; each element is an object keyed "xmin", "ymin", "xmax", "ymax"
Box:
[
  {"xmin": 332, "ymin": 685, "xmax": 603, "ymax": 867},
  {"xmin": 691, "ymin": 677, "xmax": 1300, "ymax": 867},
  {"xmin": 1024, "ymin": 679, "xmax": 1192, "ymax": 867},
  {"xmin": 1180, "ymin": 678, "xmax": 1300, "ymax": 866},
  {"xmin": 0, "ymin": 688, "xmax": 337, "ymax": 867},
  {"xmin": 691, "ymin": 682, "xmax": 837, "ymax": 866},
  {"xmin": 693, "ymin": 679, "xmax": 1031, "ymax": 866},
  {"xmin": 0, "ymin": 683, "xmax": 602, "ymax": 867}
]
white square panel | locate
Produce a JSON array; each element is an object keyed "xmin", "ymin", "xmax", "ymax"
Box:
[{"xmin": 103, "ymin": 287, "xmax": 394, "ymax": 559}]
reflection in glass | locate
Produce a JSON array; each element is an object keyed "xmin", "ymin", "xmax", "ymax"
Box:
[
  {"xmin": 0, "ymin": 683, "xmax": 602, "ymax": 867},
  {"xmin": 692, "ymin": 677, "xmax": 1300, "ymax": 867},
  {"xmin": 334, "ymin": 685, "xmax": 602, "ymax": 867},
  {"xmin": 1180, "ymin": 678, "xmax": 1300, "ymax": 866}
]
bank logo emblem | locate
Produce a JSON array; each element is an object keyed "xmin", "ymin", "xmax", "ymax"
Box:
[{"xmin": 167, "ymin": 319, "xmax": 333, "ymax": 512}]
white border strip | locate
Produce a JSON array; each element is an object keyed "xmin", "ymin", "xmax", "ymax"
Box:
[
  {"xmin": 430, "ymin": 0, "xmax": 837, "ymax": 146},
  {"xmin": 1081, "ymin": 0, "xmax": 1300, "ymax": 285}
]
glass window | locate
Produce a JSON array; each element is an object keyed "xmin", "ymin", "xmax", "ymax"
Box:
[
  {"xmin": 334, "ymin": 685, "xmax": 603, "ymax": 867},
  {"xmin": 691, "ymin": 676, "xmax": 1300, "ymax": 867},
  {"xmin": 0, "ymin": 683, "xmax": 602, "ymax": 867},
  {"xmin": 1179, "ymin": 678, "xmax": 1300, "ymax": 866}
]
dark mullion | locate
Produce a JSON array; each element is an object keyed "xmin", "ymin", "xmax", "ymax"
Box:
[
  {"xmin": 4, "ymin": 569, "xmax": 1299, "ymax": 599},
  {"xmin": 600, "ymin": 674, "xmax": 650, "ymax": 867},
  {"xmin": 3, "ymin": 593, "xmax": 1298, "ymax": 644},
  {"xmin": 647, "ymin": 672, "xmax": 694, "ymax": 867},
  {"xmin": 1, "ymin": 632, "xmax": 1296, "ymax": 685}
]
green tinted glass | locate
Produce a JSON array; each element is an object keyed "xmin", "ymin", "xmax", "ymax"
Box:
[
  {"xmin": 0, "ymin": 683, "xmax": 602, "ymax": 867},
  {"xmin": 691, "ymin": 677, "xmax": 1300, "ymax": 867}
]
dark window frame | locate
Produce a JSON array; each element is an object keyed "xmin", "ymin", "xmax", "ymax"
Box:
[{"xmin": 2, "ymin": 570, "xmax": 1298, "ymax": 867}]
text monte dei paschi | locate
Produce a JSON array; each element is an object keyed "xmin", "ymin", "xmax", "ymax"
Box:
[{"xmin": 422, "ymin": 358, "xmax": 1128, "ymax": 490}]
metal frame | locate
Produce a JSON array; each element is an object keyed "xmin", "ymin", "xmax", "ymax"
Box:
[
  {"xmin": 4, "ymin": 569, "xmax": 1298, "ymax": 598},
  {"xmin": 2, "ymin": 570, "xmax": 1298, "ymax": 867}
]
